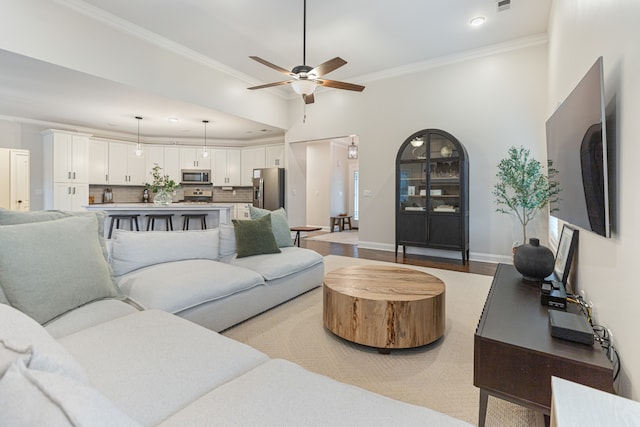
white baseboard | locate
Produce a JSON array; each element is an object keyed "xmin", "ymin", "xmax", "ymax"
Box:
[{"xmin": 357, "ymin": 241, "xmax": 510, "ymax": 265}]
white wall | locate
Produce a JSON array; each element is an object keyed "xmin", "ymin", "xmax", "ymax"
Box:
[
  {"xmin": 0, "ymin": 0, "xmax": 288, "ymax": 130},
  {"xmin": 286, "ymin": 43, "xmax": 549, "ymax": 261},
  {"xmin": 548, "ymin": 0, "xmax": 640, "ymax": 399},
  {"xmin": 330, "ymin": 143, "xmax": 349, "ymax": 218},
  {"xmin": 305, "ymin": 142, "xmax": 331, "ymax": 227}
]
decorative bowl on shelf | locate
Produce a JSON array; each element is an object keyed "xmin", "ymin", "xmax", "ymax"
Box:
[{"xmin": 440, "ymin": 145, "xmax": 453, "ymax": 157}]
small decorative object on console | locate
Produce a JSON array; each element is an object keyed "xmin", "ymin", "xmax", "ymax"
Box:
[{"xmin": 513, "ymin": 238, "xmax": 554, "ymax": 282}]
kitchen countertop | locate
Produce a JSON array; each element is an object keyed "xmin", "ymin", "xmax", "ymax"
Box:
[{"xmin": 86, "ymin": 203, "xmax": 234, "ymax": 209}]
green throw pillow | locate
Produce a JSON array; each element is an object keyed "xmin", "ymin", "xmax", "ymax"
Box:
[
  {"xmin": 0, "ymin": 215, "xmax": 121, "ymax": 324},
  {"xmin": 248, "ymin": 206, "xmax": 293, "ymax": 248},
  {"xmin": 232, "ymin": 214, "xmax": 281, "ymax": 258}
]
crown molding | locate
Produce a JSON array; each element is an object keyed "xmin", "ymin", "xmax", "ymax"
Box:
[{"xmin": 357, "ymin": 33, "xmax": 549, "ymax": 84}]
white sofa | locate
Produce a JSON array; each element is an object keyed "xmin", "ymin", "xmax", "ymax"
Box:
[
  {"xmin": 108, "ymin": 223, "xmax": 324, "ymax": 332},
  {"xmin": 0, "ymin": 209, "xmax": 472, "ymax": 426}
]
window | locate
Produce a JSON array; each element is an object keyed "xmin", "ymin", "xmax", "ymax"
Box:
[{"xmin": 353, "ymin": 170, "xmax": 359, "ymax": 221}]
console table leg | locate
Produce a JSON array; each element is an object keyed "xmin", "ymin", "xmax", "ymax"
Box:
[{"xmin": 479, "ymin": 389, "xmax": 488, "ymax": 427}]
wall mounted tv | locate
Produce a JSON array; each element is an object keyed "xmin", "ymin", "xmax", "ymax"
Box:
[{"xmin": 545, "ymin": 56, "xmax": 610, "ymax": 238}]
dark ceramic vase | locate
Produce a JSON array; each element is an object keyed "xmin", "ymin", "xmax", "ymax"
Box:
[{"xmin": 514, "ymin": 238, "xmax": 555, "ymax": 282}]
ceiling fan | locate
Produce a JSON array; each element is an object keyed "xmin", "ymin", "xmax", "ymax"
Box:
[{"xmin": 247, "ymin": 0, "xmax": 365, "ymax": 104}]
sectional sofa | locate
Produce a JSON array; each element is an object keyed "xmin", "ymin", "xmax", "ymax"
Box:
[{"xmin": 0, "ymin": 208, "xmax": 472, "ymax": 426}]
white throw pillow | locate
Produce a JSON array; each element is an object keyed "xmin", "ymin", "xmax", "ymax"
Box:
[
  {"xmin": 0, "ymin": 359, "xmax": 141, "ymax": 427},
  {"xmin": 0, "ymin": 304, "xmax": 86, "ymax": 383},
  {"xmin": 219, "ymin": 223, "xmax": 237, "ymax": 257},
  {"xmin": 110, "ymin": 228, "xmax": 220, "ymax": 276}
]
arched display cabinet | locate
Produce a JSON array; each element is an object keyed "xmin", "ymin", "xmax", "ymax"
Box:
[{"xmin": 395, "ymin": 129, "xmax": 469, "ymax": 263}]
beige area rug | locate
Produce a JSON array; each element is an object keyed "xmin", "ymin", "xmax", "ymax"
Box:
[
  {"xmin": 304, "ymin": 229, "xmax": 358, "ymax": 244},
  {"xmin": 223, "ymin": 255, "xmax": 544, "ymax": 427}
]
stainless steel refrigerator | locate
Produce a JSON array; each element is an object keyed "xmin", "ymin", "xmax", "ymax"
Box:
[{"xmin": 252, "ymin": 168, "xmax": 285, "ymax": 211}]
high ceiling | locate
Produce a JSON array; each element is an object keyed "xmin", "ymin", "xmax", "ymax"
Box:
[{"xmin": 0, "ymin": 0, "xmax": 552, "ymax": 144}]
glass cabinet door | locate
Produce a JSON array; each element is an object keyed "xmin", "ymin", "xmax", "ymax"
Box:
[
  {"xmin": 428, "ymin": 134, "xmax": 461, "ymax": 213},
  {"xmin": 398, "ymin": 135, "xmax": 427, "ymax": 212}
]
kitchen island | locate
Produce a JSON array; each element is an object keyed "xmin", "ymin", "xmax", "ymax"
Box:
[{"xmin": 84, "ymin": 203, "xmax": 233, "ymax": 237}]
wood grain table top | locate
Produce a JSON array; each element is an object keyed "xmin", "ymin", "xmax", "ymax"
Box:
[{"xmin": 323, "ymin": 265, "xmax": 445, "ymax": 302}]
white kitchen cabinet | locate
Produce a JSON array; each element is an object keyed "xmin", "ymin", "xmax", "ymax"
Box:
[
  {"xmin": 180, "ymin": 147, "xmax": 211, "ymax": 170},
  {"xmin": 235, "ymin": 202, "xmax": 252, "ymax": 220},
  {"xmin": 265, "ymin": 144, "xmax": 285, "ymax": 168},
  {"xmin": 108, "ymin": 141, "xmax": 147, "ymax": 186},
  {"xmin": 43, "ymin": 130, "xmax": 89, "ymax": 184},
  {"xmin": 53, "ymin": 183, "xmax": 89, "ymax": 211},
  {"xmin": 88, "ymin": 139, "xmax": 109, "ymax": 185},
  {"xmin": 241, "ymin": 147, "xmax": 265, "ymax": 186},
  {"xmin": 146, "ymin": 146, "xmax": 180, "ymax": 184},
  {"xmin": 213, "ymin": 148, "xmax": 241, "ymax": 186},
  {"xmin": 42, "ymin": 130, "xmax": 91, "ymax": 209}
]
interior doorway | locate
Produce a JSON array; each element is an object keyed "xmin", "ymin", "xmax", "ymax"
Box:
[{"xmin": 287, "ymin": 135, "xmax": 359, "ymax": 230}]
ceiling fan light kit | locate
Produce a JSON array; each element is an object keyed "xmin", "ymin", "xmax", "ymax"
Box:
[{"xmin": 247, "ymin": 0, "xmax": 364, "ymax": 105}]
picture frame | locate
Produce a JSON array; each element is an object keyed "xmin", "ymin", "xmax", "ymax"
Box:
[
  {"xmin": 408, "ymin": 186, "xmax": 415, "ymax": 196},
  {"xmin": 553, "ymin": 225, "xmax": 579, "ymax": 286}
]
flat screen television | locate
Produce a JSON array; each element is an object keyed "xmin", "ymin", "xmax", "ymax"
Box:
[{"xmin": 545, "ymin": 56, "xmax": 610, "ymax": 238}]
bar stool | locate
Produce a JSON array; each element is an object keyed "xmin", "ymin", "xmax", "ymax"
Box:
[
  {"xmin": 108, "ymin": 214, "xmax": 140, "ymax": 239},
  {"xmin": 182, "ymin": 214, "xmax": 207, "ymax": 230},
  {"xmin": 145, "ymin": 214, "xmax": 174, "ymax": 231}
]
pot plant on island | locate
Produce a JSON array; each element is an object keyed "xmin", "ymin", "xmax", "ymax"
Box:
[
  {"xmin": 492, "ymin": 146, "xmax": 561, "ymax": 281},
  {"xmin": 145, "ymin": 163, "xmax": 180, "ymax": 205}
]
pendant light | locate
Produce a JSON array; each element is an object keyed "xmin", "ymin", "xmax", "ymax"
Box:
[
  {"xmin": 347, "ymin": 136, "xmax": 358, "ymax": 159},
  {"xmin": 202, "ymin": 120, "xmax": 209, "ymax": 158},
  {"xmin": 135, "ymin": 116, "xmax": 143, "ymax": 157}
]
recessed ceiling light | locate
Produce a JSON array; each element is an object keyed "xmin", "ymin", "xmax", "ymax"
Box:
[
  {"xmin": 167, "ymin": 117, "xmax": 179, "ymax": 123},
  {"xmin": 469, "ymin": 16, "xmax": 486, "ymax": 27}
]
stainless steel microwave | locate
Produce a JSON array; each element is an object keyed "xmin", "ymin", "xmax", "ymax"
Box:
[{"xmin": 181, "ymin": 169, "xmax": 211, "ymax": 184}]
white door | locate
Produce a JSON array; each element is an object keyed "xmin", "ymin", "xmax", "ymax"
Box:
[{"xmin": 12, "ymin": 151, "xmax": 30, "ymax": 211}]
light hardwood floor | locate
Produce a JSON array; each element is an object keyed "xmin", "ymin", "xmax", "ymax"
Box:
[{"xmin": 301, "ymin": 232, "xmax": 497, "ymax": 277}]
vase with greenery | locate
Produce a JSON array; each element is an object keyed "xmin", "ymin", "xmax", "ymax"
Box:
[
  {"xmin": 145, "ymin": 163, "xmax": 180, "ymax": 205},
  {"xmin": 492, "ymin": 146, "xmax": 561, "ymax": 245}
]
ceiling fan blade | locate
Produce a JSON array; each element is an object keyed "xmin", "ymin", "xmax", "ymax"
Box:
[
  {"xmin": 309, "ymin": 57, "xmax": 347, "ymax": 78},
  {"xmin": 247, "ymin": 80, "xmax": 292, "ymax": 90},
  {"xmin": 249, "ymin": 56, "xmax": 294, "ymax": 76},
  {"xmin": 303, "ymin": 93, "xmax": 315, "ymax": 104},
  {"xmin": 316, "ymin": 79, "xmax": 365, "ymax": 92}
]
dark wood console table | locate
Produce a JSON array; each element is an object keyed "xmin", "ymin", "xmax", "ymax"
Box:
[{"xmin": 474, "ymin": 263, "xmax": 613, "ymax": 426}]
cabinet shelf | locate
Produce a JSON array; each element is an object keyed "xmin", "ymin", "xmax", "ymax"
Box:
[{"xmin": 396, "ymin": 129, "xmax": 469, "ymax": 263}]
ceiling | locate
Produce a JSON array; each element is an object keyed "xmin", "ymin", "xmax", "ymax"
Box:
[{"xmin": 0, "ymin": 0, "xmax": 552, "ymax": 145}]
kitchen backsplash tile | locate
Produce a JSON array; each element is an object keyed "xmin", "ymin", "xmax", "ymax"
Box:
[{"xmin": 89, "ymin": 185, "xmax": 253, "ymax": 204}]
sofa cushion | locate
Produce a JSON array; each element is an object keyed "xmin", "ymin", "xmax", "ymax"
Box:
[
  {"xmin": 0, "ymin": 304, "xmax": 86, "ymax": 383},
  {"xmin": 157, "ymin": 359, "xmax": 472, "ymax": 427},
  {"xmin": 0, "ymin": 215, "xmax": 121, "ymax": 324},
  {"xmin": 232, "ymin": 214, "xmax": 281, "ymax": 258},
  {"xmin": 229, "ymin": 247, "xmax": 324, "ymax": 281},
  {"xmin": 58, "ymin": 310, "xmax": 269, "ymax": 426},
  {"xmin": 115, "ymin": 259, "xmax": 265, "ymax": 314},
  {"xmin": 110, "ymin": 228, "xmax": 220, "ymax": 276},
  {"xmin": 44, "ymin": 300, "xmax": 141, "ymax": 339},
  {"xmin": 249, "ymin": 206, "xmax": 293, "ymax": 248},
  {"xmin": 219, "ymin": 223, "xmax": 236, "ymax": 257},
  {"xmin": 0, "ymin": 358, "xmax": 140, "ymax": 427}
]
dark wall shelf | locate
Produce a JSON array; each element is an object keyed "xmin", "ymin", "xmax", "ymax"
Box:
[{"xmin": 395, "ymin": 129, "xmax": 469, "ymax": 263}]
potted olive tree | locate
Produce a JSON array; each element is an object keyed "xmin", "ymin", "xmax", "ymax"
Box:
[
  {"xmin": 492, "ymin": 146, "xmax": 563, "ymax": 280},
  {"xmin": 493, "ymin": 146, "xmax": 561, "ymax": 244}
]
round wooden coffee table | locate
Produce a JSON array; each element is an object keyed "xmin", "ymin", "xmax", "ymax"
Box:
[{"xmin": 323, "ymin": 265, "xmax": 445, "ymax": 352}]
